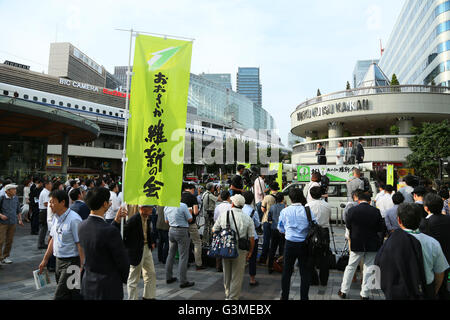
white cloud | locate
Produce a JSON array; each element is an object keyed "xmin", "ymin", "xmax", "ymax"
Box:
[{"xmin": 366, "ymin": 4, "xmax": 382, "ymax": 31}]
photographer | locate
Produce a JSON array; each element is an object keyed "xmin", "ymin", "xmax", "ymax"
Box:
[
  {"xmin": 201, "ymin": 183, "xmax": 218, "ymax": 247},
  {"xmin": 254, "ymin": 171, "xmax": 268, "ymax": 221},
  {"xmin": 230, "ymin": 165, "xmax": 246, "ymax": 196}
]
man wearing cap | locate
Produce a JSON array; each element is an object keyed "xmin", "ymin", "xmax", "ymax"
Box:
[
  {"xmin": 113, "ymin": 205, "xmax": 157, "ymax": 300},
  {"xmin": 258, "ymin": 181, "xmax": 280, "ymax": 264},
  {"xmin": 212, "ymin": 194, "xmax": 255, "ymax": 300},
  {"xmin": 355, "ymin": 138, "xmax": 365, "ymax": 164},
  {"xmin": 0, "ymin": 184, "xmax": 24, "ymax": 264}
]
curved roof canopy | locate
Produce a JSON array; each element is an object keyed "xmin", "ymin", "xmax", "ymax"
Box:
[{"xmin": 0, "ymin": 96, "xmax": 100, "ymax": 144}]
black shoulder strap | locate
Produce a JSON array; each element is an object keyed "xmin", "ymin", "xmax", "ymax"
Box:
[
  {"xmin": 250, "ymin": 209, "xmax": 256, "ymax": 219},
  {"xmin": 305, "ymin": 206, "xmax": 312, "ymax": 224},
  {"xmin": 226, "ymin": 210, "xmax": 231, "ymax": 228},
  {"xmin": 230, "ymin": 210, "xmax": 241, "ymax": 240},
  {"xmin": 0, "ymin": 195, "xmax": 4, "ymax": 211}
]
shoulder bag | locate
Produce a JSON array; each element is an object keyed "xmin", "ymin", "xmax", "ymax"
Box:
[
  {"xmin": 208, "ymin": 210, "xmax": 239, "ymax": 259},
  {"xmin": 230, "ymin": 210, "xmax": 250, "ymax": 251}
]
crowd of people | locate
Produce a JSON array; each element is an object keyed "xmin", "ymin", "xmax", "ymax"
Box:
[{"xmin": 0, "ymin": 169, "xmax": 449, "ymax": 301}]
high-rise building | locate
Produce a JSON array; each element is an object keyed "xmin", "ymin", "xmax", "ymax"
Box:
[
  {"xmin": 199, "ymin": 73, "xmax": 232, "ymax": 90},
  {"xmin": 379, "ymin": 0, "xmax": 450, "ymax": 87},
  {"xmin": 236, "ymin": 67, "xmax": 262, "ymax": 107},
  {"xmin": 48, "ymin": 42, "xmax": 121, "ymax": 90},
  {"xmin": 353, "ymin": 59, "xmax": 379, "ymax": 88},
  {"xmin": 114, "ymin": 66, "xmax": 133, "ymax": 90}
]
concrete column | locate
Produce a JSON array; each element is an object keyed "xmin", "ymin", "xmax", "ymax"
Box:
[
  {"xmin": 305, "ymin": 130, "xmax": 317, "ymax": 142},
  {"xmin": 397, "ymin": 117, "xmax": 414, "ymax": 147},
  {"xmin": 61, "ymin": 133, "xmax": 69, "ymax": 178},
  {"xmin": 328, "ymin": 122, "xmax": 344, "ymax": 149}
]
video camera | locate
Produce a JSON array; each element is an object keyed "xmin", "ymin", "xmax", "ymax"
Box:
[{"xmin": 242, "ymin": 166, "xmax": 260, "ymax": 189}]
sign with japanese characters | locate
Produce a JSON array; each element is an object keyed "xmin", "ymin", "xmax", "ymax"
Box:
[
  {"xmin": 124, "ymin": 35, "xmax": 192, "ymax": 206},
  {"xmin": 297, "ymin": 163, "xmax": 374, "ymax": 182}
]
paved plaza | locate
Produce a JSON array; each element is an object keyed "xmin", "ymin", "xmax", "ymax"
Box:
[{"xmin": 0, "ymin": 222, "xmax": 385, "ymax": 300}]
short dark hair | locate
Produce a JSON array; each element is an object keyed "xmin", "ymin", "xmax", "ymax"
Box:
[
  {"xmin": 109, "ymin": 182, "xmax": 117, "ymax": 191},
  {"xmin": 237, "ymin": 164, "xmax": 246, "ymax": 171},
  {"xmin": 311, "ymin": 172, "xmax": 321, "ymax": 182},
  {"xmin": 357, "ymin": 190, "xmax": 371, "ymax": 202},
  {"xmin": 310, "ymin": 186, "xmax": 322, "ymax": 200},
  {"xmin": 49, "ymin": 190, "xmax": 69, "ymax": 208},
  {"xmin": 358, "ymin": 138, "xmax": 365, "ymax": 142},
  {"xmin": 352, "ymin": 189, "xmax": 363, "ymax": 200},
  {"xmin": 424, "ymin": 193, "xmax": 444, "ymax": 215},
  {"xmin": 275, "ymin": 192, "xmax": 284, "ymax": 203},
  {"xmin": 269, "ymin": 182, "xmax": 280, "ymax": 191},
  {"xmin": 413, "ymin": 186, "xmax": 427, "ymax": 197},
  {"xmin": 184, "ymin": 183, "xmax": 195, "ymax": 190},
  {"xmin": 43, "ymin": 180, "xmax": 52, "ymax": 187},
  {"xmin": 438, "ymin": 189, "xmax": 449, "ymax": 200},
  {"xmin": 243, "ymin": 191, "xmax": 254, "ymax": 205},
  {"xmin": 384, "ymin": 185, "xmax": 394, "ymax": 193},
  {"xmin": 405, "ymin": 175, "xmax": 419, "ymax": 187},
  {"xmin": 69, "ymin": 188, "xmax": 81, "ymax": 202},
  {"xmin": 392, "ymin": 192, "xmax": 405, "ymax": 205},
  {"xmin": 318, "ymin": 142, "xmax": 323, "ymax": 146},
  {"xmin": 85, "ymin": 187, "xmax": 110, "ymax": 211},
  {"xmin": 95, "ymin": 178, "xmax": 104, "ymax": 187},
  {"xmin": 220, "ymin": 190, "xmax": 230, "ymax": 201},
  {"xmin": 51, "ymin": 181, "xmax": 62, "ymax": 192},
  {"xmin": 69, "ymin": 180, "xmax": 77, "ymax": 188},
  {"xmin": 86, "ymin": 179, "xmax": 94, "ymax": 188},
  {"xmin": 397, "ymin": 203, "xmax": 423, "ymax": 230},
  {"xmin": 289, "ymin": 188, "xmax": 306, "ymax": 205}
]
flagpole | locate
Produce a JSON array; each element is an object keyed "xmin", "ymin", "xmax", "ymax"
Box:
[{"xmin": 120, "ymin": 28, "xmax": 134, "ymax": 238}]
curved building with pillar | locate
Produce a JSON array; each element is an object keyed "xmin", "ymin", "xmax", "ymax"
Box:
[{"xmin": 290, "ymin": 63, "xmax": 450, "ymax": 170}]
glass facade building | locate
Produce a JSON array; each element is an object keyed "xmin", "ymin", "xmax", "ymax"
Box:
[
  {"xmin": 379, "ymin": 0, "xmax": 450, "ymax": 87},
  {"xmin": 236, "ymin": 67, "xmax": 262, "ymax": 107},
  {"xmin": 198, "ymin": 73, "xmax": 232, "ymax": 90},
  {"xmin": 353, "ymin": 60, "xmax": 379, "ymax": 88},
  {"xmin": 188, "ymin": 73, "xmax": 275, "ymax": 131}
]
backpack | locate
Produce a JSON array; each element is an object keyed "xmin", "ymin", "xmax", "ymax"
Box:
[
  {"xmin": 305, "ymin": 206, "xmax": 329, "ymax": 256},
  {"xmin": 362, "ymin": 177, "xmax": 372, "ymax": 194}
]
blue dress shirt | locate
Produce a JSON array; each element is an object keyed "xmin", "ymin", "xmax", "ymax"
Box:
[
  {"xmin": 278, "ymin": 204, "xmax": 316, "ymax": 242},
  {"xmin": 243, "ymin": 204, "xmax": 260, "ymax": 240},
  {"xmin": 50, "ymin": 208, "xmax": 82, "ymax": 258}
]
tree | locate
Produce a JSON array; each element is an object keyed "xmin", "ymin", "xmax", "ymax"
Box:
[
  {"xmin": 391, "ymin": 74, "xmax": 400, "ymax": 86},
  {"xmin": 317, "ymin": 89, "xmax": 321, "ymax": 96},
  {"xmin": 431, "ymin": 80, "xmax": 436, "ymax": 86},
  {"xmin": 346, "ymin": 81, "xmax": 351, "ymax": 90},
  {"xmin": 406, "ymin": 120, "xmax": 450, "ymax": 179},
  {"xmin": 390, "ymin": 125, "xmax": 400, "ymax": 135}
]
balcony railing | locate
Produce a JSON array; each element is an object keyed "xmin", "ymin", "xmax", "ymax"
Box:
[
  {"xmin": 293, "ymin": 135, "xmax": 414, "ymax": 153},
  {"xmin": 295, "ymin": 85, "xmax": 450, "ymax": 111}
]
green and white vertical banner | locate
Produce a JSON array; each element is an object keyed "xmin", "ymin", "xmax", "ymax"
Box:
[
  {"xmin": 387, "ymin": 164, "xmax": 394, "ymax": 186},
  {"xmin": 124, "ymin": 35, "xmax": 192, "ymax": 206}
]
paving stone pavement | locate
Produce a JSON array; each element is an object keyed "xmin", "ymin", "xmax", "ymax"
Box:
[{"xmin": 0, "ymin": 222, "xmax": 385, "ymax": 300}]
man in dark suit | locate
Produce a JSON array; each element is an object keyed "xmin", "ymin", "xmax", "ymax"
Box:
[
  {"xmin": 421, "ymin": 193, "xmax": 450, "ymax": 300},
  {"xmin": 315, "ymin": 143, "xmax": 327, "ymax": 165},
  {"xmin": 69, "ymin": 188, "xmax": 90, "ymax": 220},
  {"xmin": 113, "ymin": 205, "xmax": 157, "ymax": 300},
  {"xmin": 413, "ymin": 186, "xmax": 428, "ymax": 218},
  {"xmin": 338, "ymin": 190, "xmax": 384, "ymax": 300},
  {"xmin": 355, "ymin": 138, "xmax": 365, "ymax": 164},
  {"xmin": 29, "ymin": 178, "xmax": 43, "ymax": 235},
  {"xmin": 78, "ymin": 187, "xmax": 129, "ymax": 300}
]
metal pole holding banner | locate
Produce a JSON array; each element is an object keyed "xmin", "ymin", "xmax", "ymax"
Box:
[{"xmin": 118, "ymin": 28, "xmax": 134, "ymax": 238}]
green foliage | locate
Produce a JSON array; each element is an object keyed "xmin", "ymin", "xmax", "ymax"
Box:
[
  {"xmin": 364, "ymin": 130, "xmax": 374, "ymax": 136},
  {"xmin": 391, "ymin": 74, "xmax": 400, "ymax": 86},
  {"xmin": 431, "ymin": 80, "xmax": 436, "ymax": 86},
  {"xmin": 346, "ymin": 81, "xmax": 351, "ymax": 90},
  {"xmin": 406, "ymin": 120, "xmax": 450, "ymax": 179},
  {"xmin": 343, "ymin": 130, "xmax": 352, "ymax": 137},
  {"xmin": 317, "ymin": 89, "xmax": 321, "ymax": 96},
  {"xmin": 374, "ymin": 128, "xmax": 385, "ymax": 135},
  {"xmin": 390, "ymin": 125, "xmax": 400, "ymax": 135}
]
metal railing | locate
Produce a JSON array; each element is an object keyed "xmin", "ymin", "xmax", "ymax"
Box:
[
  {"xmin": 293, "ymin": 135, "xmax": 413, "ymax": 153},
  {"xmin": 295, "ymin": 85, "xmax": 450, "ymax": 111}
]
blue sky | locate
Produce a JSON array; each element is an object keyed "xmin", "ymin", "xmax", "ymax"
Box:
[{"xmin": 0, "ymin": 0, "xmax": 405, "ymax": 145}]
